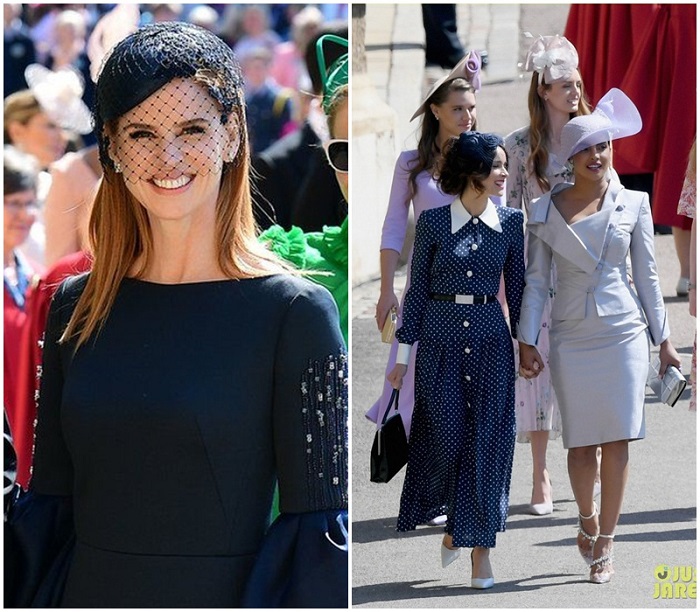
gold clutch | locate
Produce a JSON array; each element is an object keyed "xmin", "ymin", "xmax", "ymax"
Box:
[{"xmin": 381, "ymin": 307, "xmax": 398, "ymax": 344}]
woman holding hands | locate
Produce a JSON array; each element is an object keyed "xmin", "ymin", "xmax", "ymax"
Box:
[
  {"xmin": 518, "ymin": 89, "xmax": 681, "ymax": 583},
  {"xmin": 389, "ymin": 131, "xmax": 524, "ymax": 588}
]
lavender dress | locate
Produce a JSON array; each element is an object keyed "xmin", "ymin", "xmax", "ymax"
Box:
[{"xmin": 365, "ymin": 150, "xmax": 453, "ymax": 436}]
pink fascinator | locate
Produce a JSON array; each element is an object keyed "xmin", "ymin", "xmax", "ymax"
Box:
[
  {"xmin": 524, "ymin": 34, "xmax": 578, "ymax": 85},
  {"xmin": 411, "ymin": 50, "xmax": 482, "ymax": 121},
  {"xmin": 560, "ymin": 88, "xmax": 642, "ymax": 161}
]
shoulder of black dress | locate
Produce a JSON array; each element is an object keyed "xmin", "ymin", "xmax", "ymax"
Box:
[
  {"xmin": 256, "ymin": 273, "xmax": 335, "ymax": 309},
  {"xmin": 56, "ymin": 271, "xmax": 90, "ymax": 301}
]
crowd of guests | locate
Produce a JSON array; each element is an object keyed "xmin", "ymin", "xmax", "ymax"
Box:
[{"xmin": 370, "ymin": 19, "xmax": 694, "ymax": 588}]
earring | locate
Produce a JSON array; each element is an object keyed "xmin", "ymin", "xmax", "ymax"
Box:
[
  {"xmin": 114, "ymin": 161, "xmax": 122, "ymax": 174},
  {"xmin": 434, "ymin": 114, "xmax": 439, "ymax": 121}
]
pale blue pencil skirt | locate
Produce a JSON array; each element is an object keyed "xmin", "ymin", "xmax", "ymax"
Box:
[{"xmin": 549, "ymin": 295, "xmax": 649, "ymax": 449}]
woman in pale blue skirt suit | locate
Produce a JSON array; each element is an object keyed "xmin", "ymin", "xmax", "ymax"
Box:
[{"xmin": 517, "ymin": 89, "xmax": 682, "ymax": 584}]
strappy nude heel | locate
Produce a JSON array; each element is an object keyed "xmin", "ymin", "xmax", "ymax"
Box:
[
  {"xmin": 589, "ymin": 533, "xmax": 615, "ymax": 584},
  {"xmin": 577, "ymin": 502, "xmax": 598, "ymax": 565}
]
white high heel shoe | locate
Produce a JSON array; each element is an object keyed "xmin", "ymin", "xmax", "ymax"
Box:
[
  {"xmin": 529, "ymin": 497, "xmax": 553, "ymax": 515},
  {"xmin": 441, "ymin": 541, "xmax": 461, "ymax": 568},
  {"xmin": 528, "ymin": 478, "xmax": 553, "ymax": 516},
  {"xmin": 470, "ymin": 549, "xmax": 494, "ymax": 589}
]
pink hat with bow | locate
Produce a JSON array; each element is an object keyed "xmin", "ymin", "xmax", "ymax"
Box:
[
  {"xmin": 524, "ymin": 34, "xmax": 579, "ymax": 85},
  {"xmin": 411, "ymin": 50, "xmax": 482, "ymax": 121}
]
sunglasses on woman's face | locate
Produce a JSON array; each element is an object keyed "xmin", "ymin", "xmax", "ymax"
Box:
[{"xmin": 323, "ymin": 139, "xmax": 348, "ymax": 173}]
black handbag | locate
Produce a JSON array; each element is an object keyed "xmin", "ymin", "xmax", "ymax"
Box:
[
  {"xmin": 370, "ymin": 389, "xmax": 408, "ymax": 483},
  {"xmin": 5, "ymin": 487, "xmax": 75, "ymax": 608},
  {"xmin": 4, "ymin": 412, "xmax": 74, "ymax": 608}
]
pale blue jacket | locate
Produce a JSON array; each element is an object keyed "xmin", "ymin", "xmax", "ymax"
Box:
[{"xmin": 517, "ymin": 180, "xmax": 670, "ymax": 347}]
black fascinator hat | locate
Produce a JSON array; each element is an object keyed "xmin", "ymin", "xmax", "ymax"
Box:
[
  {"xmin": 439, "ymin": 131, "xmax": 505, "ymax": 195},
  {"xmin": 455, "ymin": 131, "xmax": 504, "ymax": 173},
  {"xmin": 94, "ymin": 22, "xmax": 244, "ymax": 171}
]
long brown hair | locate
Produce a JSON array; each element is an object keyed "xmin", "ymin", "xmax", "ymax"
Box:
[
  {"xmin": 61, "ymin": 102, "xmax": 287, "ymax": 348},
  {"xmin": 408, "ymin": 78, "xmax": 476, "ymax": 202},
  {"xmin": 527, "ymin": 72, "xmax": 591, "ymax": 192}
]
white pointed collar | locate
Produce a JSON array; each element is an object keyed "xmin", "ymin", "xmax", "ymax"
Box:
[{"xmin": 450, "ymin": 198, "xmax": 502, "ymax": 234}]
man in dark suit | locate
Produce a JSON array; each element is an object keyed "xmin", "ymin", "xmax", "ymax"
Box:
[
  {"xmin": 251, "ymin": 23, "xmax": 347, "ymax": 231},
  {"xmin": 4, "ymin": 5, "xmax": 36, "ymax": 97}
]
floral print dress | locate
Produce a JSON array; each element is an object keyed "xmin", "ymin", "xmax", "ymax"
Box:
[{"xmin": 504, "ymin": 126, "xmax": 567, "ymax": 441}]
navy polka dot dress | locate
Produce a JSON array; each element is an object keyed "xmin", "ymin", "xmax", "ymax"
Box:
[{"xmin": 395, "ymin": 199, "xmax": 525, "ymax": 548}]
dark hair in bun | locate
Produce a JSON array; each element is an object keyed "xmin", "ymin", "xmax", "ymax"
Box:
[{"xmin": 438, "ymin": 131, "xmax": 506, "ymax": 195}]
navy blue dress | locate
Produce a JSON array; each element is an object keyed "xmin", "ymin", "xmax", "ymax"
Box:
[
  {"xmin": 396, "ymin": 200, "xmax": 524, "ymax": 548},
  {"xmin": 31, "ymin": 273, "xmax": 348, "ymax": 607}
]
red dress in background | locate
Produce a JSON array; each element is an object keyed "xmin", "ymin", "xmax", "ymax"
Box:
[
  {"xmin": 565, "ymin": 4, "xmax": 696, "ymax": 229},
  {"xmin": 565, "ymin": 4, "xmax": 656, "ymax": 175},
  {"xmin": 13, "ymin": 251, "xmax": 92, "ymax": 487},
  {"xmin": 618, "ymin": 4, "xmax": 696, "ymax": 229},
  {"xmin": 5, "ymin": 285, "xmax": 34, "ymax": 485}
]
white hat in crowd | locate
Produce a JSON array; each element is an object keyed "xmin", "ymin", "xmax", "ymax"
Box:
[
  {"xmin": 24, "ymin": 64, "xmax": 93, "ymax": 135},
  {"xmin": 524, "ymin": 33, "xmax": 578, "ymax": 85}
]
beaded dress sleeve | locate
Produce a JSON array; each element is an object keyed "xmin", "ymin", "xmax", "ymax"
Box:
[
  {"xmin": 18, "ymin": 276, "xmax": 84, "ymax": 608},
  {"xmin": 32, "ymin": 276, "xmax": 86, "ymax": 495},
  {"xmin": 242, "ymin": 282, "xmax": 348, "ymax": 608}
]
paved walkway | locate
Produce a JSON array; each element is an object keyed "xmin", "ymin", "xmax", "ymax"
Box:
[{"xmin": 351, "ymin": 4, "xmax": 697, "ymax": 608}]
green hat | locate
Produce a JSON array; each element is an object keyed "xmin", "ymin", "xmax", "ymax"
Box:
[{"xmin": 316, "ymin": 34, "xmax": 348, "ymax": 113}]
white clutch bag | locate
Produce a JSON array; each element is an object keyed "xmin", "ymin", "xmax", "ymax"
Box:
[{"xmin": 647, "ymin": 356, "xmax": 687, "ymax": 407}]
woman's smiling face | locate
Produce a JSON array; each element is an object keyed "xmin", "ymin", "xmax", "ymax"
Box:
[
  {"xmin": 571, "ymin": 141, "xmax": 611, "ymax": 181},
  {"xmin": 542, "ymin": 69, "xmax": 583, "ymax": 115},
  {"xmin": 483, "ymin": 146, "xmax": 508, "ymax": 197},
  {"xmin": 110, "ymin": 78, "xmax": 239, "ymax": 222}
]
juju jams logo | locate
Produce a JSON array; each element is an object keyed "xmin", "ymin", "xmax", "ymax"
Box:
[{"xmin": 653, "ymin": 564, "xmax": 696, "ymax": 599}]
